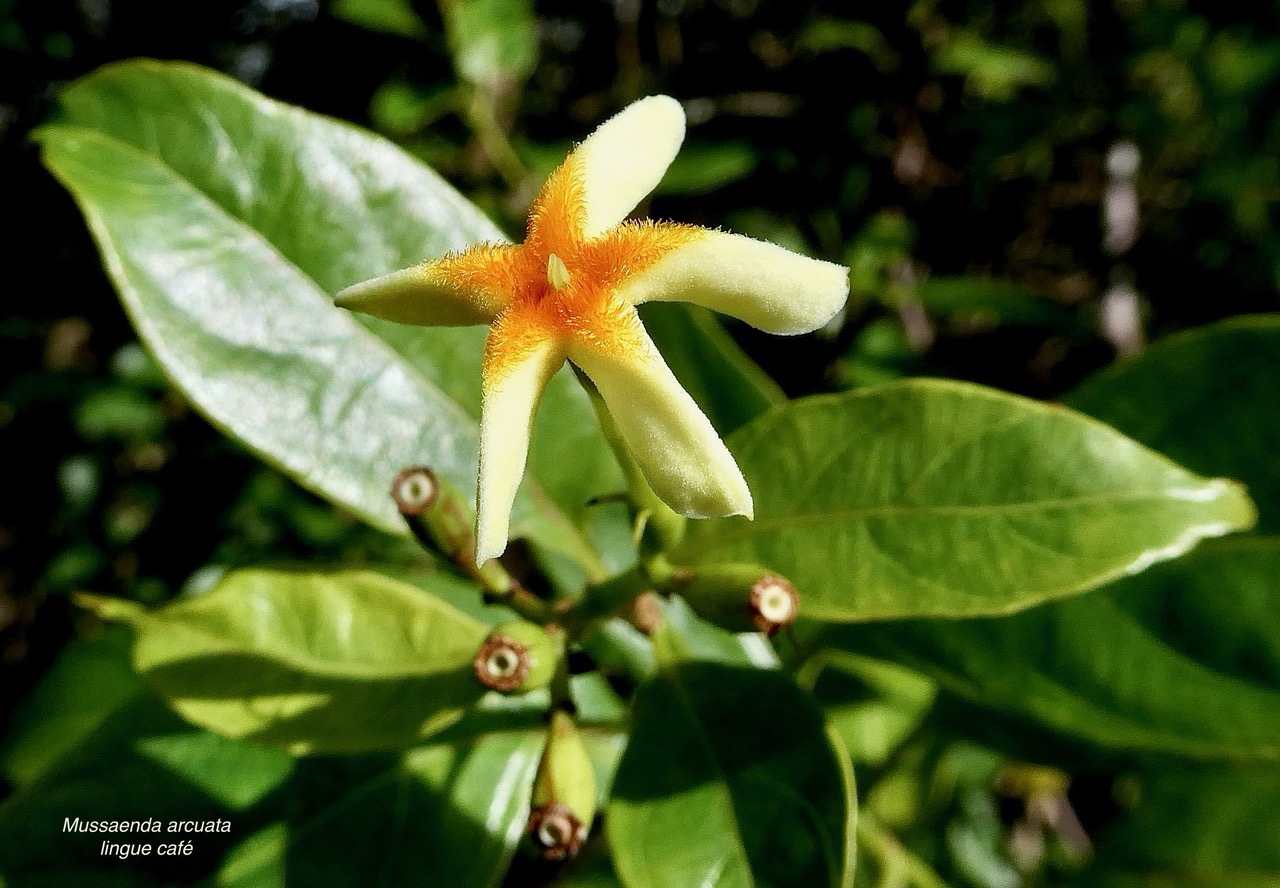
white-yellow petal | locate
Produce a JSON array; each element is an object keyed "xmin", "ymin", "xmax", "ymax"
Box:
[
  {"xmin": 335, "ymin": 263, "xmax": 505, "ymax": 327},
  {"xmin": 616, "ymin": 230, "xmax": 850, "ymax": 335},
  {"xmin": 569, "ymin": 333, "xmax": 753, "ymax": 520},
  {"xmin": 573, "ymin": 95, "xmax": 686, "ymax": 240},
  {"xmin": 475, "ymin": 338, "xmax": 566, "ymax": 564}
]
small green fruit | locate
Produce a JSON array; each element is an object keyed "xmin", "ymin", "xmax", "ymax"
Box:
[
  {"xmin": 528, "ymin": 710, "xmax": 597, "ymax": 859},
  {"xmin": 473, "ymin": 621, "xmax": 558, "ymax": 693},
  {"xmin": 676, "ymin": 562, "xmax": 799, "ymax": 635}
]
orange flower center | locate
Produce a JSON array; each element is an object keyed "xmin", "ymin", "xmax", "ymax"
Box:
[{"xmin": 447, "ymin": 152, "xmax": 705, "ymax": 386}]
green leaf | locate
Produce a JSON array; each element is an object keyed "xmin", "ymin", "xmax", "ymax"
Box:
[
  {"xmin": 933, "ymin": 31, "xmax": 1057, "ymax": 100},
  {"xmin": 0, "ymin": 626, "xmax": 143, "ymax": 788},
  {"xmin": 797, "ymin": 18, "xmax": 899, "ymax": 71},
  {"xmin": 0, "ymin": 693, "xmax": 293, "ymax": 886},
  {"xmin": 37, "ymin": 59, "xmax": 615, "ymax": 572},
  {"xmin": 915, "ymin": 276, "xmax": 1074, "ymax": 329},
  {"xmin": 831, "ymin": 537, "xmax": 1280, "ymax": 762},
  {"xmin": 1081, "ymin": 765, "xmax": 1280, "ymax": 887},
  {"xmin": 0, "ymin": 656, "xmax": 541, "ymax": 888},
  {"xmin": 654, "ymin": 142, "xmax": 758, "ymax": 196},
  {"xmin": 442, "ymin": 0, "xmax": 539, "ymax": 89},
  {"xmin": 608, "ymin": 662, "xmax": 856, "ymax": 888},
  {"xmin": 803, "ymin": 653, "xmax": 935, "ymax": 768},
  {"xmin": 74, "ymin": 385, "xmax": 165, "ymax": 441},
  {"xmin": 676, "ymin": 379, "xmax": 1255, "ymax": 621},
  {"xmin": 1067, "ymin": 315, "xmax": 1280, "ymax": 531},
  {"xmin": 217, "ymin": 732, "xmax": 543, "ymax": 888},
  {"xmin": 653, "ymin": 594, "xmax": 779, "ymax": 670},
  {"xmin": 332, "ymin": 0, "xmax": 427, "ymax": 37},
  {"xmin": 641, "ymin": 303, "xmax": 784, "ymax": 436},
  {"xmin": 81, "ymin": 568, "xmax": 501, "ymax": 753}
]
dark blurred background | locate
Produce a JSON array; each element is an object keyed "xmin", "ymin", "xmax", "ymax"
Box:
[{"xmin": 3, "ymin": 0, "xmax": 1278, "ymax": 813}]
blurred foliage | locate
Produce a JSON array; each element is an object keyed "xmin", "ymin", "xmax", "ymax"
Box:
[{"xmin": 3, "ymin": 0, "xmax": 1280, "ymax": 886}]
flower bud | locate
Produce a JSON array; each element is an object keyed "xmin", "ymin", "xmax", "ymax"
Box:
[
  {"xmin": 674, "ymin": 563, "xmax": 799, "ymax": 636},
  {"xmin": 473, "ymin": 621, "xmax": 558, "ymax": 694},
  {"xmin": 528, "ymin": 710, "xmax": 597, "ymax": 860}
]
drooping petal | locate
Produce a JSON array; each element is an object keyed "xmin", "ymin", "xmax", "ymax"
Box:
[
  {"xmin": 569, "ymin": 319, "xmax": 753, "ymax": 521},
  {"xmin": 615, "ymin": 230, "xmax": 850, "ymax": 335},
  {"xmin": 476, "ymin": 319, "xmax": 566, "ymax": 564},
  {"xmin": 568, "ymin": 95, "xmax": 687, "ymax": 241},
  {"xmin": 335, "ymin": 243, "xmax": 522, "ymax": 326}
]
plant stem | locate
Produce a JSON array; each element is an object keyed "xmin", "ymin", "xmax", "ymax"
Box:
[
  {"xmin": 393, "ymin": 466, "xmax": 553, "ymax": 623},
  {"xmin": 464, "ymin": 89, "xmax": 528, "ymax": 190},
  {"xmin": 561, "ymin": 567, "xmax": 651, "ymax": 637},
  {"xmin": 485, "ymin": 578, "xmax": 555, "ymax": 626},
  {"xmin": 857, "ymin": 814, "xmax": 951, "ymax": 888}
]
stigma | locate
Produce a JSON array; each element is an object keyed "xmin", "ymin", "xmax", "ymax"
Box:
[{"xmin": 547, "ymin": 254, "xmax": 571, "ymax": 291}]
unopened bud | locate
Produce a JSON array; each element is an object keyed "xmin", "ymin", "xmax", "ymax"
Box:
[
  {"xmin": 474, "ymin": 621, "xmax": 558, "ymax": 693},
  {"xmin": 528, "ymin": 710, "xmax": 597, "ymax": 859},
  {"xmin": 673, "ymin": 563, "xmax": 800, "ymax": 635}
]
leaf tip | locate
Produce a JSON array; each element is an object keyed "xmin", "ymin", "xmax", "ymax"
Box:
[{"xmin": 73, "ymin": 592, "xmax": 146, "ymax": 625}]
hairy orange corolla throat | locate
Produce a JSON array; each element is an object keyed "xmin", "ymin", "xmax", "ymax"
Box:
[
  {"xmin": 434, "ymin": 154, "xmax": 705, "ymax": 387},
  {"xmin": 334, "ymin": 94, "xmax": 850, "ymax": 564}
]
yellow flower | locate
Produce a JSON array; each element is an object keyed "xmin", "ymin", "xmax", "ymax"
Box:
[{"xmin": 337, "ymin": 96, "xmax": 849, "ymax": 563}]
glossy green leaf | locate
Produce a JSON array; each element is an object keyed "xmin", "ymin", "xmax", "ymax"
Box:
[
  {"xmin": 608, "ymin": 662, "xmax": 856, "ymax": 888},
  {"xmin": 641, "ymin": 303, "xmax": 784, "ymax": 436},
  {"xmin": 217, "ymin": 732, "xmax": 544, "ymax": 888},
  {"xmin": 37, "ymin": 60, "xmax": 614, "ymax": 571},
  {"xmin": 676, "ymin": 379, "xmax": 1255, "ymax": 621},
  {"xmin": 832, "ymin": 537, "xmax": 1280, "ymax": 762},
  {"xmin": 0, "ymin": 655, "xmax": 541, "ymax": 888},
  {"xmin": 653, "ymin": 594, "xmax": 780, "ymax": 670},
  {"xmin": 81, "ymin": 568, "xmax": 499, "ymax": 753},
  {"xmin": 1067, "ymin": 315, "xmax": 1280, "ymax": 530}
]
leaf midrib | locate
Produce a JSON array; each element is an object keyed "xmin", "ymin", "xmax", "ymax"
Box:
[
  {"xmin": 135, "ymin": 612, "xmax": 485, "ymax": 683},
  {"xmin": 680, "ymin": 486, "xmax": 1240, "ymax": 556},
  {"xmin": 664, "ymin": 668, "xmax": 758, "ymax": 888}
]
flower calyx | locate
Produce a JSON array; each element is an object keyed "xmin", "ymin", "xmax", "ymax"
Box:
[{"xmin": 391, "ymin": 465, "xmax": 439, "ymax": 514}]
